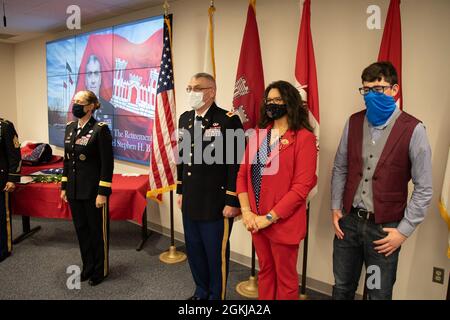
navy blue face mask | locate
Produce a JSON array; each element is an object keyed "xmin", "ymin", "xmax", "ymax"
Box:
[
  {"xmin": 364, "ymin": 92, "xmax": 396, "ymax": 126},
  {"xmin": 265, "ymin": 104, "xmax": 288, "ymax": 120},
  {"xmin": 72, "ymin": 103, "xmax": 87, "ymax": 118}
]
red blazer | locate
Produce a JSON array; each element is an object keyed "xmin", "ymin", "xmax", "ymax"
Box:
[{"xmin": 236, "ymin": 126, "xmax": 317, "ymax": 245}]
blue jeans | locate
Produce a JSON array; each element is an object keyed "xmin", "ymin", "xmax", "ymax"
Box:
[{"xmin": 332, "ymin": 210, "xmax": 400, "ymax": 300}]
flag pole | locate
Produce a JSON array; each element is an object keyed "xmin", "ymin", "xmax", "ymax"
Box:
[
  {"xmin": 236, "ymin": 242, "xmax": 258, "ymax": 298},
  {"xmin": 447, "ymin": 270, "xmax": 449, "ymax": 300},
  {"xmin": 234, "ymin": 0, "xmax": 264, "ymax": 299},
  {"xmin": 299, "ymin": 202, "xmax": 310, "ymax": 299},
  {"xmin": 156, "ymin": 0, "xmax": 186, "ymax": 265},
  {"xmin": 159, "ymin": 190, "xmax": 186, "ymax": 264}
]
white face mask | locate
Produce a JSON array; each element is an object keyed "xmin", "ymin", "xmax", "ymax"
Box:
[{"xmin": 186, "ymin": 91, "xmax": 205, "ymax": 110}]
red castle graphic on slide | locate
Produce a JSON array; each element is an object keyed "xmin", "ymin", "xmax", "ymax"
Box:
[
  {"xmin": 111, "ymin": 59, "xmax": 159, "ymax": 118},
  {"xmin": 73, "ymin": 30, "xmax": 163, "ymax": 103},
  {"xmin": 69, "ymin": 29, "xmax": 164, "ymax": 163}
]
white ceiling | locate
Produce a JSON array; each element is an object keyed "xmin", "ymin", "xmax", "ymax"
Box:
[{"xmin": 0, "ymin": 0, "xmax": 166, "ymax": 43}]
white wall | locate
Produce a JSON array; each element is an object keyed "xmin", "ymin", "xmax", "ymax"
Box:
[
  {"xmin": 0, "ymin": 43, "xmax": 17, "ymax": 124},
  {"xmin": 5, "ymin": 0, "xmax": 450, "ymax": 299}
]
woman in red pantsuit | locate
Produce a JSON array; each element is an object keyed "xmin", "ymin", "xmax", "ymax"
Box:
[{"xmin": 236, "ymin": 81, "xmax": 317, "ymax": 300}]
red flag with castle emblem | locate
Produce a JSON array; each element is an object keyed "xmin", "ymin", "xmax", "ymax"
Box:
[
  {"xmin": 295, "ymin": 0, "xmax": 319, "ymax": 197},
  {"xmin": 232, "ymin": 0, "xmax": 265, "ymax": 130},
  {"xmin": 378, "ymin": 0, "xmax": 402, "ymax": 109}
]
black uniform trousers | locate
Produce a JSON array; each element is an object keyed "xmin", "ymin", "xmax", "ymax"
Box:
[
  {"xmin": 182, "ymin": 213, "xmax": 234, "ymax": 300},
  {"xmin": 68, "ymin": 197, "xmax": 109, "ymax": 280},
  {"xmin": 0, "ymin": 191, "xmax": 12, "ymax": 262}
]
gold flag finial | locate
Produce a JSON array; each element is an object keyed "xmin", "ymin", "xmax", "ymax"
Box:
[
  {"xmin": 163, "ymin": 0, "xmax": 170, "ymax": 16},
  {"xmin": 210, "ymin": 0, "xmax": 215, "ymax": 7}
]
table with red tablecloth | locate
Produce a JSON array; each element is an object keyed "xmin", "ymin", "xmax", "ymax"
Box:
[{"xmin": 11, "ymin": 161, "xmax": 151, "ymax": 250}]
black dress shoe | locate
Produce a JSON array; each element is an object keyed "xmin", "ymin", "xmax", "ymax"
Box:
[
  {"xmin": 88, "ymin": 276, "xmax": 107, "ymax": 286},
  {"xmin": 186, "ymin": 295, "xmax": 202, "ymax": 300},
  {"xmin": 80, "ymin": 272, "xmax": 92, "ymax": 282},
  {"xmin": 0, "ymin": 253, "xmax": 11, "ymax": 263}
]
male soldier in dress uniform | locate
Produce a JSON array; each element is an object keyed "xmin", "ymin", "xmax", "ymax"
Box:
[
  {"xmin": 84, "ymin": 55, "xmax": 115, "ymax": 131},
  {"xmin": 61, "ymin": 91, "xmax": 114, "ymax": 286},
  {"xmin": 0, "ymin": 118, "xmax": 21, "ymax": 262},
  {"xmin": 176, "ymin": 73, "xmax": 244, "ymax": 300}
]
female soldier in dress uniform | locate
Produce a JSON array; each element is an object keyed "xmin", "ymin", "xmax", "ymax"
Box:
[{"xmin": 60, "ymin": 90, "xmax": 114, "ymax": 286}]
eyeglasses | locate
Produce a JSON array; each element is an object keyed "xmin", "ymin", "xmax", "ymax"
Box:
[
  {"xmin": 358, "ymin": 85, "xmax": 393, "ymax": 96},
  {"xmin": 264, "ymin": 97, "xmax": 284, "ymax": 104},
  {"xmin": 186, "ymin": 86, "xmax": 213, "ymax": 93}
]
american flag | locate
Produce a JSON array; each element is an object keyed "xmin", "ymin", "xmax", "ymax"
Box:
[
  {"xmin": 35, "ymin": 168, "xmax": 64, "ymax": 175},
  {"xmin": 148, "ymin": 16, "xmax": 177, "ymax": 202}
]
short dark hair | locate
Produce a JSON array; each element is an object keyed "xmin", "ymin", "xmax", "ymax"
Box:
[
  {"xmin": 361, "ymin": 61, "xmax": 398, "ymax": 85},
  {"xmin": 258, "ymin": 80, "xmax": 313, "ymax": 132}
]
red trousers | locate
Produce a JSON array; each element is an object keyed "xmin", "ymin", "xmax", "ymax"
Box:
[{"xmin": 253, "ymin": 231, "xmax": 300, "ymax": 300}]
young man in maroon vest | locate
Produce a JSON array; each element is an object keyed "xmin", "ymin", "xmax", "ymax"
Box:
[{"xmin": 331, "ymin": 62, "xmax": 432, "ymax": 300}]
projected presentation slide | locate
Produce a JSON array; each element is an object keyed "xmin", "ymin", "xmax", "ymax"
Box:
[{"xmin": 46, "ymin": 15, "xmax": 164, "ymax": 165}]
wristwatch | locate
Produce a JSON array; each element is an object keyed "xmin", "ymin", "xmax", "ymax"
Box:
[{"xmin": 266, "ymin": 212, "xmax": 276, "ymax": 223}]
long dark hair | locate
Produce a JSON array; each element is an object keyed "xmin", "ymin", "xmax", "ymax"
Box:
[{"xmin": 258, "ymin": 80, "xmax": 313, "ymax": 132}]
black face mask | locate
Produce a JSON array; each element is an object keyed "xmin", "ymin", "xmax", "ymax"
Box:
[
  {"xmin": 72, "ymin": 103, "xmax": 87, "ymax": 118},
  {"xmin": 265, "ymin": 104, "xmax": 288, "ymax": 120}
]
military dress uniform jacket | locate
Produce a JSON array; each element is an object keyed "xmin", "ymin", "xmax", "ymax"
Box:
[
  {"xmin": 0, "ymin": 119, "xmax": 21, "ymax": 190},
  {"xmin": 176, "ymin": 103, "xmax": 243, "ymax": 221},
  {"xmin": 62, "ymin": 117, "xmax": 113, "ymax": 200}
]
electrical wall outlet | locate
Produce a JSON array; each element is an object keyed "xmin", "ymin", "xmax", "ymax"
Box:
[{"xmin": 432, "ymin": 267, "xmax": 444, "ymax": 284}]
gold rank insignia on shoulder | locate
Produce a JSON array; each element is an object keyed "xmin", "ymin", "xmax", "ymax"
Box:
[
  {"xmin": 97, "ymin": 122, "xmax": 107, "ymax": 127},
  {"xmin": 13, "ymin": 135, "xmax": 20, "ymax": 148},
  {"xmin": 67, "ymin": 121, "xmax": 74, "ymax": 125},
  {"xmin": 226, "ymin": 111, "xmax": 236, "ymax": 118}
]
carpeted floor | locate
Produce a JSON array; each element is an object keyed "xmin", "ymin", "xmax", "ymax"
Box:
[{"xmin": 0, "ymin": 216, "xmax": 330, "ymax": 300}]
